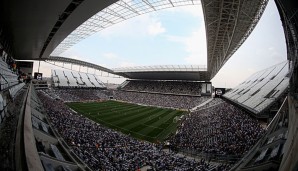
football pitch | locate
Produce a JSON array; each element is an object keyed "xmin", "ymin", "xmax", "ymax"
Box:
[{"xmin": 66, "ymin": 100, "xmax": 185, "ymax": 142}]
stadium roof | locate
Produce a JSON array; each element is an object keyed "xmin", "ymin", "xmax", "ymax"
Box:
[
  {"xmin": 201, "ymin": 0, "xmax": 268, "ymax": 78},
  {"xmin": 0, "ymin": 0, "xmax": 199, "ymax": 60},
  {"xmin": 51, "ymin": 0, "xmax": 201, "ymax": 56},
  {"xmin": 0, "ymin": 0, "xmax": 118, "ymax": 60},
  {"xmin": 45, "ymin": 56, "xmax": 114, "ymax": 73},
  {"xmin": 1, "ymin": 0, "xmax": 268, "ymax": 80},
  {"xmin": 44, "ymin": 57, "xmax": 209, "ymax": 81},
  {"xmin": 113, "ymin": 65, "xmax": 209, "ymax": 81}
]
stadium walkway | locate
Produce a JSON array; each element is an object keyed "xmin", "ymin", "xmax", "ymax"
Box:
[{"xmin": 191, "ymin": 98, "xmax": 214, "ymax": 111}]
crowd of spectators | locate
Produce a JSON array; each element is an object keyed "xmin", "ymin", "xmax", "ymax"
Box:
[
  {"xmin": 38, "ymin": 91, "xmax": 220, "ymax": 171},
  {"xmin": 42, "ymin": 88, "xmax": 212, "ymax": 110},
  {"xmin": 197, "ymin": 98, "xmax": 224, "ymax": 110},
  {"xmin": 42, "ymin": 89, "xmax": 110, "ymax": 102},
  {"xmin": 113, "ymin": 91, "xmax": 210, "ymax": 109},
  {"xmin": 35, "ymin": 88, "xmax": 264, "ymax": 170},
  {"xmin": 122, "ymin": 80, "xmax": 202, "ymax": 95},
  {"xmin": 170, "ymin": 99, "xmax": 264, "ymax": 157}
]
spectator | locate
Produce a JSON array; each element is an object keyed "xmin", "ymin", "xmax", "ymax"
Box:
[
  {"xmin": 113, "ymin": 91, "xmax": 210, "ymax": 109},
  {"xmin": 38, "ymin": 91, "xmax": 217, "ymax": 171},
  {"xmin": 170, "ymin": 99, "xmax": 264, "ymax": 157},
  {"xmin": 122, "ymin": 80, "xmax": 202, "ymax": 95}
]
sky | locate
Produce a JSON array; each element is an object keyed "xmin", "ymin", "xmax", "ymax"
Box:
[{"xmin": 33, "ymin": 0, "xmax": 286, "ymax": 88}]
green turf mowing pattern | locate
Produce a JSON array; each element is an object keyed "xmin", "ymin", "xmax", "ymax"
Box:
[
  {"xmin": 109, "ymin": 108, "xmax": 161, "ymax": 125},
  {"xmin": 138, "ymin": 110, "xmax": 181, "ymax": 136},
  {"xmin": 107, "ymin": 107, "xmax": 150, "ymax": 122},
  {"xmin": 66, "ymin": 100, "xmax": 186, "ymax": 142},
  {"xmin": 114, "ymin": 108, "xmax": 168, "ymax": 127},
  {"xmin": 118, "ymin": 108, "xmax": 164, "ymax": 130}
]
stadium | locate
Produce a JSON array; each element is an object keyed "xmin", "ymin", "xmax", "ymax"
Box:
[{"xmin": 0, "ymin": 0, "xmax": 297, "ymax": 171}]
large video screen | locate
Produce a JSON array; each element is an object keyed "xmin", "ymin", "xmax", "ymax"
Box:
[
  {"xmin": 214, "ymin": 88, "xmax": 226, "ymax": 98},
  {"xmin": 34, "ymin": 72, "xmax": 43, "ymax": 80}
]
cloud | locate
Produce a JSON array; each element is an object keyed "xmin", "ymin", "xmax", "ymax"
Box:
[
  {"xmin": 103, "ymin": 53, "xmax": 119, "ymax": 60},
  {"xmin": 61, "ymin": 49, "xmax": 94, "ymax": 63},
  {"xmin": 100, "ymin": 52, "xmax": 138, "ymax": 68},
  {"xmin": 147, "ymin": 21, "xmax": 166, "ymax": 35},
  {"xmin": 98, "ymin": 13, "xmax": 166, "ymax": 38},
  {"xmin": 184, "ymin": 27, "xmax": 207, "ymax": 65},
  {"xmin": 166, "ymin": 24, "xmax": 207, "ymax": 65},
  {"xmin": 166, "ymin": 5, "xmax": 203, "ymax": 18}
]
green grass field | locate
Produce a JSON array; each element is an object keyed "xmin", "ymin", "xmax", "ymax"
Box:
[{"xmin": 66, "ymin": 100, "xmax": 185, "ymax": 143}]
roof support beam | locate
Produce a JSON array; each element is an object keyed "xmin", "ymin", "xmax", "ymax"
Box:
[
  {"xmin": 168, "ymin": 0, "xmax": 174, "ymax": 7},
  {"xmin": 52, "ymin": 0, "xmax": 201, "ymax": 56},
  {"xmin": 103, "ymin": 8, "xmax": 126, "ymax": 20},
  {"xmin": 142, "ymin": 0, "xmax": 156, "ymax": 11},
  {"xmin": 202, "ymin": 0, "xmax": 269, "ymax": 79},
  {"xmin": 45, "ymin": 56, "xmax": 115, "ymax": 74},
  {"xmin": 116, "ymin": 0, "xmax": 140, "ymax": 15}
]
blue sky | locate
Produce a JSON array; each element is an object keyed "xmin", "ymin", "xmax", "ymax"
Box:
[{"xmin": 34, "ymin": 0, "xmax": 286, "ymax": 88}]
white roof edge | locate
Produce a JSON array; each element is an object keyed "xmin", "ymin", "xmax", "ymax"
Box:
[{"xmin": 112, "ymin": 65, "xmax": 207, "ymax": 73}]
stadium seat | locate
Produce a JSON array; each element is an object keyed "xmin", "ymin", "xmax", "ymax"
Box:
[
  {"xmin": 50, "ymin": 144, "xmax": 66, "ymax": 161},
  {"xmin": 52, "ymin": 69, "xmax": 106, "ymax": 88}
]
